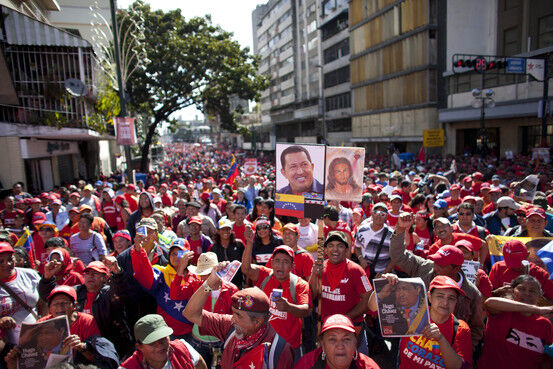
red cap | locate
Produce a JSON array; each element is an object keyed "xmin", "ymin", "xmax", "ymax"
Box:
[
  {"xmin": 428, "ymin": 245, "xmax": 464, "ymax": 266},
  {"xmin": 68, "ymin": 208, "xmax": 80, "ymax": 214},
  {"xmin": 450, "ymin": 184, "xmax": 461, "ymax": 191},
  {"xmin": 231, "ymin": 287, "xmax": 270, "ymax": 312},
  {"xmin": 473, "ymin": 172, "xmax": 483, "ymax": 180},
  {"xmin": 51, "ymin": 199, "xmax": 62, "ymax": 206},
  {"xmin": 115, "ymin": 195, "xmax": 125, "ymax": 205},
  {"xmin": 39, "ymin": 192, "xmax": 49, "ymax": 199},
  {"xmin": 127, "ymin": 184, "xmax": 137, "ymax": 191},
  {"xmin": 281, "ymin": 223, "xmax": 299, "ymax": 234},
  {"xmin": 462, "ymin": 177, "xmax": 473, "ymax": 183},
  {"xmin": 200, "ymin": 192, "xmax": 211, "ymax": 202},
  {"xmin": 160, "ymin": 183, "xmax": 168, "ymax": 189},
  {"xmin": 113, "ymin": 231, "xmax": 132, "ymax": 242},
  {"xmin": 84, "ymin": 261, "xmax": 110, "ymax": 276},
  {"xmin": 171, "ymin": 181, "xmax": 178, "ymax": 187},
  {"xmin": 415, "ymin": 211, "xmax": 430, "ymax": 219},
  {"xmin": 502, "ymin": 240, "xmax": 527, "ymax": 269},
  {"xmin": 490, "ymin": 187, "xmax": 502, "ymax": 194},
  {"xmin": 463, "ymin": 196, "xmax": 476, "ymax": 203},
  {"xmin": 32, "ymin": 212, "xmax": 47, "ymax": 225},
  {"xmin": 70, "ymin": 192, "xmax": 81, "ymax": 198},
  {"xmin": 0, "ymin": 242, "xmax": 14, "ymax": 254},
  {"xmin": 147, "ymin": 186, "xmax": 156, "ymax": 193},
  {"xmin": 321, "ymin": 314, "xmax": 356, "ymax": 334},
  {"xmin": 454, "ymin": 239, "xmax": 474, "ymax": 252},
  {"xmin": 480, "ymin": 183, "xmax": 491, "ymax": 190},
  {"xmin": 429, "ymin": 275, "xmax": 466, "ymax": 296},
  {"xmin": 47, "ymin": 285, "xmax": 77, "ymax": 303},
  {"xmin": 272, "ymin": 245, "xmax": 295, "ymax": 261},
  {"xmin": 188, "ymin": 216, "xmax": 202, "ymax": 225},
  {"xmin": 352, "ymin": 208, "xmax": 364, "ymax": 216},
  {"xmin": 31, "ymin": 198, "xmax": 42, "ymax": 204},
  {"xmin": 526, "ymin": 207, "xmax": 546, "ymax": 220}
]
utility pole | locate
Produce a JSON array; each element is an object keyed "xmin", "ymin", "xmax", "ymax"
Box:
[
  {"xmin": 110, "ymin": 0, "xmax": 133, "ymax": 183},
  {"xmin": 540, "ymin": 54, "xmax": 550, "ymax": 147}
]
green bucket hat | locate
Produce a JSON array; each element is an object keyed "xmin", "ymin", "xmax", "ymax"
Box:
[{"xmin": 134, "ymin": 314, "xmax": 173, "ymax": 344}]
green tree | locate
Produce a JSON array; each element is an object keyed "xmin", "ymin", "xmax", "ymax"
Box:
[{"xmin": 124, "ymin": 2, "xmax": 267, "ymax": 171}]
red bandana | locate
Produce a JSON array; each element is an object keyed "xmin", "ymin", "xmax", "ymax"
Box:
[
  {"xmin": 325, "ymin": 259, "xmax": 348, "ymax": 291},
  {"xmin": 234, "ymin": 323, "xmax": 268, "ymax": 352}
]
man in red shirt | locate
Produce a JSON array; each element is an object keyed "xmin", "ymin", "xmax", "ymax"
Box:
[
  {"xmin": 124, "ymin": 184, "xmax": 139, "ymax": 212},
  {"xmin": 460, "ymin": 176, "xmax": 473, "ymax": 198},
  {"xmin": 482, "ymin": 187, "xmax": 502, "ymax": 215},
  {"xmin": 429, "ymin": 218, "xmax": 488, "ymax": 264},
  {"xmin": 446, "ymin": 184, "xmax": 463, "ymax": 210},
  {"xmin": 266, "ymin": 223, "xmax": 314, "ymax": 280},
  {"xmin": 452, "ymin": 202, "xmax": 489, "ymax": 239},
  {"xmin": 310, "ymin": 231, "xmax": 371, "ymax": 344},
  {"xmin": 159, "ymin": 184, "xmax": 173, "ymax": 207},
  {"xmin": 489, "ymin": 239, "xmax": 553, "ymax": 300},
  {"xmin": 0, "ymin": 196, "xmax": 22, "ymax": 229},
  {"xmin": 242, "ymin": 244, "xmax": 311, "ymax": 351},
  {"xmin": 471, "ymin": 172, "xmax": 484, "ymax": 196},
  {"xmin": 184, "ymin": 281, "xmax": 294, "ymax": 369},
  {"xmin": 231, "ymin": 205, "xmax": 250, "ymax": 244}
]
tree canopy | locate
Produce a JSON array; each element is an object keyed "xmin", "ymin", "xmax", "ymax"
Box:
[{"xmin": 123, "ymin": 2, "xmax": 267, "ymax": 171}]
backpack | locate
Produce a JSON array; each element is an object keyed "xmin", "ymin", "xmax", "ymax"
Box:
[{"xmin": 259, "ymin": 271, "xmax": 298, "ymax": 304}]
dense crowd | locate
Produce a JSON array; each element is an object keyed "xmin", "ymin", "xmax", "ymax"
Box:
[{"xmin": 1, "ymin": 143, "xmax": 553, "ymax": 369}]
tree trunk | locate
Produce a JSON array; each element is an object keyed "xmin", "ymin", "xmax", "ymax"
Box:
[{"xmin": 140, "ymin": 119, "xmax": 160, "ymax": 172}]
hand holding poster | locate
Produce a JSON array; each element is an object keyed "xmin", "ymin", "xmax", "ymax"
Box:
[
  {"xmin": 18, "ymin": 315, "xmax": 71, "ymax": 369},
  {"xmin": 373, "ymin": 277, "xmax": 430, "ymax": 337},
  {"xmin": 461, "ymin": 260, "xmax": 480, "ymax": 285},
  {"xmin": 324, "ymin": 147, "xmax": 365, "ymax": 203}
]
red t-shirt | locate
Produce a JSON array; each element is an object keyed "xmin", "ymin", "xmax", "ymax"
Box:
[
  {"xmin": 477, "ymin": 269, "xmax": 493, "ymax": 298},
  {"xmin": 446, "ymin": 197, "xmax": 462, "ymax": 209},
  {"xmin": 254, "ymin": 266, "xmax": 312, "ymax": 349},
  {"xmin": 428, "ymin": 233, "xmax": 483, "ymax": 256},
  {"xmin": 161, "ymin": 193, "xmax": 173, "ymax": 207},
  {"xmin": 414, "ymin": 227, "xmax": 432, "ymax": 248},
  {"xmin": 266, "ymin": 250, "xmax": 314, "ymax": 280},
  {"xmin": 489, "ymin": 261, "xmax": 553, "ymax": 299},
  {"xmin": 232, "ymin": 222, "xmax": 251, "ymax": 244},
  {"xmin": 399, "ymin": 315, "xmax": 472, "ymax": 369},
  {"xmin": 188, "ymin": 238, "xmax": 202, "ymax": 264},
  {"xmin": 123, "ymin": 194, "xmax": 138, "ymax": 212},
  {"xmin": 478, "ymin": 311, "xmax": 553, "ymax": 369},
  {"xmin": 451, "ymin": 223, "xmax": 489, "ymax": 240},
  {"xmin": 482, "ymin": 202, "xmax": 496, "ymax": 215},
  {"xmin": 83, "ymin": 291, "xmax": 97, "ymax": 314},
  {"xmin": 100, "ymin": 201, "xmax": 118, "ymax": 228},
  {"xmin": 321, "ymin": 259, "xmax": 371, "ymax": 323}
]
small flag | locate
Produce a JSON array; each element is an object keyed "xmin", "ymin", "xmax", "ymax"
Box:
[
  {"xmin": 15, "ymin": 229, "xmax": 33, "ymax": 253},
  {"xmin": 226, "ymin": 155, "xmax": 239, "ymax": 184},
  {"xmin": 275, "ymin": 193, "xmax": 304, "ymax": 218},
  {"xmin": 418, "ymin": 146, "xmax": 425, "ymax": 162}
]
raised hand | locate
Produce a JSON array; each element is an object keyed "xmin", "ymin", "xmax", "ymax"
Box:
[{"xmin": 44, "ymin": 260, "xmax": 62, "ymax": 279}]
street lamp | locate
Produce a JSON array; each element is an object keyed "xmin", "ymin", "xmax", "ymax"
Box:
[{"xmin": 471, "ymin": 88, "xmax": 495, "ymax": 154}]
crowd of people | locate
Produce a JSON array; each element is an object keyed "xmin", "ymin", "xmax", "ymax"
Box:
[{"xmin": 0, "ymin": 142, "xmax": 553, "ymax": 369}]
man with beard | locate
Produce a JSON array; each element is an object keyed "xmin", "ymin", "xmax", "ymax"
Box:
[
  {"xmin": 325, "ymin": 157, "xmax": 360, "ymax": 200},
  {"xmin": 278, "ymin": 146, "xmax": 323, "ymax": 195},
  {"xmin": 183, "ymin": 268, "xmax": 294, "ymax": 369}
]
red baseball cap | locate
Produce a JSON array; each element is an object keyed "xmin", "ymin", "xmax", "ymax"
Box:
[
  {"xmin": 188, "ymin": 216, "xmax": 202, "ymax": 225},
  {"xmin": 272, "ymin": 245, "xmax": 295, "ymax": 261},
  {"xmin": 51, "ymin": 199, "xmax": 62, "ymax": 206},
  {"xmin": 127, "ymin": 184, "xmax": 137, "ymax": 191},
  {"xmin": 489, "ymin": 187, "xmax": 502, "ymax": 194},
  {"xmin": 480, "ymin": 183, "xmax": 491, "ymax": 191},
  {"xmin": 450, "ymin": 184, "xmax": 461, "ymax": 191},
  {"xmin": 113, "ymin": 231, "xmax": 132, "ymax": 242},
  {"xmin": 160, "ymin": 183, "xmax": 168, "ymax": 189},
  {"xmin": 200, "ymin": 192, "xmax": 211, "ymax": 202},
  {"xmin": 68, "ymin": 208, "xmax": 80, "ymax": 214},
  {"xmin": 30, "ymin": 198, "xmax": 42, "ymax": 204},
  {"xmin": 0, "ymin": 242, "xmax": 14, "ymax": 254},
  {"xmin": 502, "ymin": 240, "xmax": 527, "ymax": 269},
  {"xmin": 462, "ymin": 176, "xmax": 473, "ymax": 183},
  {"xmin": 70, "ymin": 192, "xmax": 81, "ymax": 198},
  {"xmin": 428, "ymin": 245, "xmax": 464, "ymax": 266},
  {"xmin": 454, "ymin": 239, "xmax": 474, "ymax": 252},
  {"xmin": 281, "ymin": 223, "xmax": 299, "ymax": 234},
  {"xmin": 47, "ymin": 285, "xmax": 77, "ymax": 303},
  {"xmin": 473, "ymin": 172, "xmax": 483, "ymax": 180},
  {"xmin": 84, "ymin": 261, "xmax": 110, "ymax": 276},
  {"xmin": 429, "ymin": 275, "xmax": 466, "ymax": 296},
  {"xmin": 526, "ymin": 207, "xmax": 546, "ymax": 220},
  {"xmin": 32, "ymin": 212, "xmax": 47, "ymax": 225},
  {"xmin": 39, "ymin": 192, "xmax": 49, "ymax": 199},
  {"xmin": 321, "ymin": 314, "xmax": 356, "ymax": 334}
]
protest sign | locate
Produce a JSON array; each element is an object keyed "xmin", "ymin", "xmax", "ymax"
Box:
[
  {"xmin": 461, "ymin": 260, "xmax": 480, "ymax": 285},
  {"xmin": 115, "ymin": 117, "xmax": 137, "ymax": 146},
  {"xmin": 243, "ymin": 158, "xmax": 258, "ymax": 176},
  {"xmin": 324, "ymin": 146, "xmax": 365, "ymax": 203},
  {"xmin": 373, "ymin": 277, "xmax": 430, "ymax": 337},
  {"xmin": 18, "ymin": 316, "xmax": 71, "ymax": 369},
  {"xmin": 275, "ymin": 143, "xmax": 325, "ymax": 218},
  {"xmin": 513, "ymin": 174, "xmax": 539, "ymax": 201}
]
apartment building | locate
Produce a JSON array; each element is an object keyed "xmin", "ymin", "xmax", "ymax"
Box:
[
  {"xmin": 254, "ymin": 0, "xmax": 322, "ymax": 149},
  {"xmin": 349, "ymin": 0, "xmax": 441, "ymax": 155}
]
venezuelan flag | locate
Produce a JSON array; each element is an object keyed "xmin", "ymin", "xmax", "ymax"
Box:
[
  {"xmin": 226, "ymin": 154, "xmax": 239, "ymax": 184},
  {"xmin": 15, "ymin": 229, "xmax": 33, "ymax": 254},
  {"xmin": 275, "ymin": 193, "xmax": 304, "ymax": 218}
]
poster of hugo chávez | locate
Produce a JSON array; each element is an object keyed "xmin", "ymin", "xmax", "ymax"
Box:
[
  {"xmin": 373, "ymin": 277, "xmax": 430, "ymax": 337},
  {"xmin": 18, "ymin": 316, "xmax": 71, "ymax": 369}
]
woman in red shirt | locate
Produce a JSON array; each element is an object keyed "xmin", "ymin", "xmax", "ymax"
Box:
[
  {"xmin": 293, "ymin": 314, "xmax": 380, "ymax": 369},
  {"xmin": 478, "ymin": 274, "xmax": 553, "ymax": 369},
  {"xmin": 369, "ymin": 274, "xmax": 472, "ymax": 369}
]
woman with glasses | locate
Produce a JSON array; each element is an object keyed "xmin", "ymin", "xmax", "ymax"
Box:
[{"xmin": 251, "ymin": 216, "xmax": 283, "ymax": 266}]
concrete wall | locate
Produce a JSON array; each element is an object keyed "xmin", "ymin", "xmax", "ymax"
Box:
[
  {"xmin": 0, "ymin": 137, "xmax": 25, "ymax": 190},
  {"xmin": 446, "ymin": 0, "xmax": 498, "ymax": 73}
]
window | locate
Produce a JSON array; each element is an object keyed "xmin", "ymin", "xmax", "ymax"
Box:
[
  {"xmin": 325, "ymin": 92, "xmax": 351, "ymax": 111},
  {"xmin": 323, "ymin": 39, "xmax": 349, "ymax": 63},
  {"xmin": 538, "ymin": 14, "xmax": 553, "ymax": 49},
  {"xmin": 323, "ymin": 66, "xmax": 350, "ymax": 88},
  {"xmin": 503, "ymin": 27, "xmax": 520, "ymax": 55},
  {"xmin": 323, "ymin": 0, "xmax": 336, "ymax": 16},
  {"xmin": 322, "ymin": 12, "xmax": 348, "ymax": 40}
]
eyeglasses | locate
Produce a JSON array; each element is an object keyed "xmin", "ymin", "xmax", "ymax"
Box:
[
  {"xmin": 256, "ymin": 225, "xmax": 270, "ymax": 231},
  {"xmin": 458, "ymin": 212, "xmax": 473, "ymax": 216},
  {"xmin": 373, "ymin": 210, "xmax": 388, "ymax": 216}
]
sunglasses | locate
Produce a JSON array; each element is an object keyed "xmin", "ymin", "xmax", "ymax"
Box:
[
  {"xmin": 39, "ymin": 227, "xmax": 55, "ymax": 232},
  {"xmin": 373, "ymin": 210, "xmax": 388, "ymax": 216},
  {"xmin": 256, "ymin": 225, "xmax": 270, "ymax": 231},
  {"xmin": 458, "ymin": 212, "xmax": 473, "ymax": 216}
]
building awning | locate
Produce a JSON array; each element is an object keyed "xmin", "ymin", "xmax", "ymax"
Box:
[
  {"xmin": 0, "ymin": 122, "xmax": 115, "ymax": 141},
  {"xmin": 0, "ymin": 6, "xmax": 92, "ymax": 48}
]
